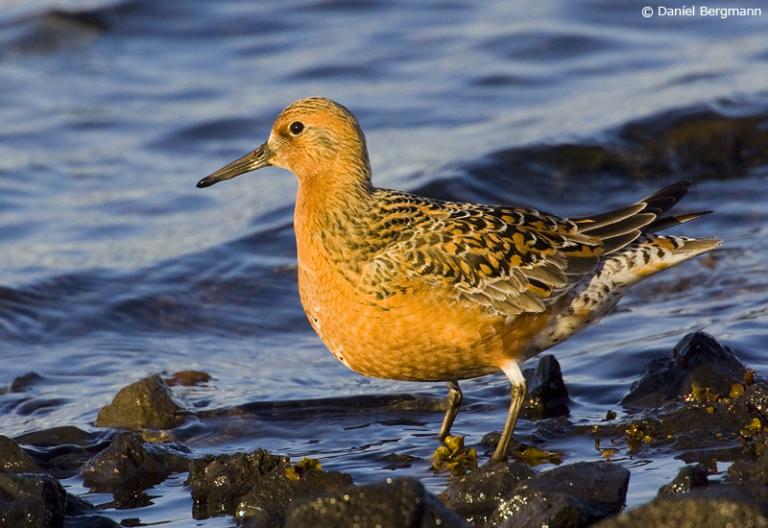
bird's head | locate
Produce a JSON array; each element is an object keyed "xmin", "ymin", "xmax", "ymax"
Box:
[{"xmin": 197, "ymin": 97, "xmax": 371, "ymax": 190}]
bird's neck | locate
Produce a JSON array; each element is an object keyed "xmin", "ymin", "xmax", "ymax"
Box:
[{"xmin": 294, "ymin": 168, "xmax": 374, "ymax": 266}]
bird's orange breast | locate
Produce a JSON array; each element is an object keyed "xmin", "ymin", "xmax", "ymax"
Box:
[{"xmin": 295, "ymin": 227, "xmax": 551, "ymax": 382}]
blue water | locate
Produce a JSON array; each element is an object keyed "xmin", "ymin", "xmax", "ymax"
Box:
[{"xmin": 1, "ymin": 0, "xmax": 768, "ymax": 525}]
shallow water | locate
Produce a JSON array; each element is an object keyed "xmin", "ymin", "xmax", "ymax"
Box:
[{"xmin": 1, "ymin": 0, "xmax": 767, "ymax": 525}]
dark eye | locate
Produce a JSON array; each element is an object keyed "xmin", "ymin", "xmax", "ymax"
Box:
[{"xmin": 289, "ymin": 121, "xmax": 304, "ymax": 135}]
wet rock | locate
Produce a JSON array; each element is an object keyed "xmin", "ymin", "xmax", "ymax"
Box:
[
  {"xmin": 616, "ymin": 108, "xmax": 768, "ymax": 181},
  {"xmin": 14, "ymin": 427, "xmax": 111, "ymax": 480},
  {"xmin": 285, "ymin": 477, "xmax": 468, "ymax": 528},
  {"xmin": 657, "ymin": 465, "xmax": 709, "ymax": 498},
  {"xmin": 595, "ymin": 497, "xmax": 768, "ymax": 527},
  {"xmin": 189, "ymin": 449, "xmax": 290, "ymax": 518},
  {"xmin": 10, "ymin": 371, "xmax": 44, "ymax": 392},
  {"xmin": 0, "ymin": 473, "xmax": 67, "ymax": 528},
  {"xmin": 523, "ymin": 355, "xmax": 570, "ymax": 418},
  {"xmin": 490, "ymin": 461, "xmax": 629, "ymax": 527},
  {"xmin": 0, "ymin": 435, "xmax": 41, "ymax": 473},
  {"xmin": 380, "ymin": 453, "xmax": 420, "ymax": 470},
  {"xmin": 15, "ymin": 426, "xmax": 100, "ymax": 447},
  {"xmin": 64, "ymin": 493, "xmax": 95, "ymax": 516},
  {"xmin": 622, "ymin": 332, "xmax": 746, "ymax": 408},
  {"xmin": 236, "ymin": 464, "xmax": 354, "ymax": 527},
  {"xmin": 165, "ymin": 370, "xmax": 211, "ymax": 386},
  {"xmin": 95, "ymin": 374, "xmax": 187, "ymax": 430},
  {"xmin": 726, "ymin": 435, "xmax": 768, "ymax": 485},
  {"xmin": 82, "ymin": 432, "xmax": 190, "ymax": 492},
  {"xmin": 64, "ymin": 516, "xmax": 120, "ymax": 528},
  {"xmin": 63, "ymin": 494, "xmax": 121, "ymax": 528},
  {"xmin": 442, "ymin": 460, "xmax": 534, "ymax": 526}
]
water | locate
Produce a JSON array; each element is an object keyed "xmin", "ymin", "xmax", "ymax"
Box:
[{"xmin": 1, "ymin": 0, "xmax": 767, "ymax": 525}]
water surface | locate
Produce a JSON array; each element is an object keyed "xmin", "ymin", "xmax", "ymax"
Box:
[{"xmin": 1, "ymin": 0, "xmax": 767, "ymax": 525}]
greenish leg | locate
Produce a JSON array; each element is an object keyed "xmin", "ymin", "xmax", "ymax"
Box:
[
  {"xmin": 492, "ymin": 361, "xmax": 527, "ymax": 462},
  {"xmin": 437, "ymin": 381, "xmax": 463, "ymax": 440}
]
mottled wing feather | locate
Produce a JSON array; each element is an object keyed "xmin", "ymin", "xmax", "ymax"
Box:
[{"xmin": 366, "ymin": 192, "xmax": 604, "ymax": 317}]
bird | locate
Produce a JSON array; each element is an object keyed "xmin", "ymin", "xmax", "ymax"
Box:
[{"xmin": 197, "ymin": 97, "xmax": 721, "ymax": 462}]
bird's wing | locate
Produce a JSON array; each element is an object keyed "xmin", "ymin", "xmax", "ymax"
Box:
[
  {"xmin": 365, "ymin": 201, "xmax": 604, "ymax": 317},
  {"xmin": 364, "ymin": 181, "xmax": 700, "ymax": 317}
]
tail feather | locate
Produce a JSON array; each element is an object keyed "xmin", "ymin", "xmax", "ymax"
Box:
[
  {"xmin": 571, "ymin": 180, "xmax": 709, "ymax": 256},
  {"xmin": 646, "ymin": 210, "xmax": 713, "ymax": 232}
]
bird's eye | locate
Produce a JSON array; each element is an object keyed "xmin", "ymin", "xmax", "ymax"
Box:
[{"xmin": 289, "ymin": 121, "xmax": 305, "ymax": 135}]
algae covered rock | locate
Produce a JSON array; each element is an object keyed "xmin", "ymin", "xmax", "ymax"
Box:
[
  {"xmin": 622, "ymin": 332, "xmax": 747, "ymax": 408},
  {"xmin": 190, "ymin": 450, "xmax": 354, "ymax": 526},
  {"xmin": 95, "ymin": 374, "xmax": 187, "ymax": 430}
]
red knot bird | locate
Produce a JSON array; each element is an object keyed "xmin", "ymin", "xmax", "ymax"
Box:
[{"xmin": 197, "ymin": 97, "xmax": 721, "ymax": 461}]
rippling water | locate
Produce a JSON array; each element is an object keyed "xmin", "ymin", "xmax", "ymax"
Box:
[{"xmin": 1, "ymin": 0, "xmax": 767, "ymax": 525}]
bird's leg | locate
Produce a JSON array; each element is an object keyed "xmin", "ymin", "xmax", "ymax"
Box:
[
  {"xmin": 492, "ymin": 361, "xmax": 527, "ymax": 462},
  {"xmin": 437, "ymin": 380, "xmax": 463, "ymax": 440}
]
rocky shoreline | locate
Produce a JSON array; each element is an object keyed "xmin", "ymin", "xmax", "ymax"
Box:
[{"xmin": 4, "ymin": 331, "xmax": 768, "ymax": 527}]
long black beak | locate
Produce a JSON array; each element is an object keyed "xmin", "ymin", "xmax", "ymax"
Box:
[{"xmin": 196, "ymin": 143, "xmax": 271, "ymax": 188}]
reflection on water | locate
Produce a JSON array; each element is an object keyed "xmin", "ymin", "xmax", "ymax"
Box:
[{"xmin": 1, "ymin": 0, "xmax": 767, "ymax": 525}]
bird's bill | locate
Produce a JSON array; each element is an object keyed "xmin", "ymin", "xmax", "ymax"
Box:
[{"xmin": 196, "ymin": 143, "xmax": 271, "ymax": 188}]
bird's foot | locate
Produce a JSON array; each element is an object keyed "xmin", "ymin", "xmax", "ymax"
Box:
[{"xmin": 431, "ymin": 434, "xmax": 477, "ymax": 474}]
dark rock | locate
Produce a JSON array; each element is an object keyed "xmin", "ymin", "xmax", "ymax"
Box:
[
  {"xmin": 15, "ymin": 426, "xmax": 99, "ymax": 447},
  {"xmin": 64, "ymin": 515, "xmax": 120, "ymax": 528},
  {"xmin": 727, "ymin": 441, "xmax": 768, "ymax": 485},
  {"xmin": 10, "ymin": 372, "xmax": 44, "ymax": 392},
  {"xmin": 496, "ymin": 491, "xmax": 591, "ymax": 528},
  {"xmin": 285, "ymin": 477, "xmax": 468, "ymax": 528},
  {"xmin": 657, "ymin": 465, "xmax": 709, "ymax": 498},
  {"xmin": 595, "ymin": 497, "xmax": 768, "ymax": 527},
  {"xmin": 62, "ymin": 494, "xmax": 120, "ymax": 528},
  {"xmin": 235, "ymin": 467, "xmax": 354, "ymax": 527},
  {"xmin": 189, "ymin": 449, "xmax": 290, "ymax": 519},
  {"xmin": 0, "ymin": 435, "xmax": 41, "ymax": 473},
  {"xmin": 65, "ymin": 493, "xmax": 95, "ymax": 516},
  {"xmin": 526, "ymin": 461, "xmax": 629, "ymax": 510},
  {"xmin": 0, "ymin": 473, "xmax": 67, "ymax": 528},
  {"xmin": 490, "ymin": 461, "xmax": 629, "ymax": 527},
  {"xmin": 380, "ymin": 453, "xmax": 420, "ymax": 470},
  {"xmin": 683, "ymin": 481, "xmax": 768, "ymax": 513},
  {"xmin": 15, "ymin": 427, "xmax": 111, "ymax": 479},
  {"xmin": 82, "ymin": 432, "xmax": 190, "ymax": 492},
  {"xmin": 479, "ymin": 431, "xmax": 501, "ymax": 448},
  {"xmin": 190, "ymin": 450, "xmax": 354, "ymax": 525},
  {"xmin": 622, "ymin": 332, "xmax": 746, "ymax": 408},
  {"xmin": 95, "ymin": 375, "xmax": 187, "ymax": 430},
  {"xmin": 443, "ymin": 460, "xmax": 534, "ymax": 525},
  {"xmin": 523, "ymin": 355, "xmax": 570, "ymax": 418}
]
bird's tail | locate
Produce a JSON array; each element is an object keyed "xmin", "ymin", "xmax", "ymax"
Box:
[
  {"xmin": 570, "ymin": 180, "xmax": 714, "ymax": 254},
  {"xmin": 526, "ymin": 181, "xmax": 721, "ymax": 357}
]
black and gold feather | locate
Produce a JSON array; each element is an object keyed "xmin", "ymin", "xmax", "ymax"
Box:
[{"xmin": 363, "ymin": 180, "xmax": 709, "ymax": 317}]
